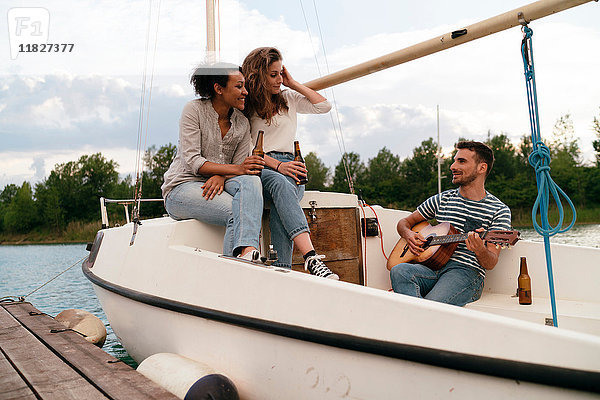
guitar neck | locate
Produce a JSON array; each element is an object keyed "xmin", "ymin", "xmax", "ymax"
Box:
[{"xmin": 428, "ymin": 232, "xmax": 471, "ymax": 246}]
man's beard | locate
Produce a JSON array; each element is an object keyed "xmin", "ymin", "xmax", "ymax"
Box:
[{"xmin": 453, "ymin": 170, "xmax": 478, "ymax": 186}]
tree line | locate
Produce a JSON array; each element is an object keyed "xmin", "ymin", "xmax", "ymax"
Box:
[{"xmin": 1, "ymin": 113, "xmax": 599, "ymax": 236}]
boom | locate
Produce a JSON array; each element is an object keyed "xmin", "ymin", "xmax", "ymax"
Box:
[{"xmin": 305, "ymin": 0, "xmax": 595, "ymax": 90}]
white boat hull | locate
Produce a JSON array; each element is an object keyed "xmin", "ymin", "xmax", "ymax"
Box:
[{"xmin": 85, "ymin": 192, "xmax": 600, "ymax": 399}]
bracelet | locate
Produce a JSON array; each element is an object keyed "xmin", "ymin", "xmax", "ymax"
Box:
[{"xmin": 276, "ymin": 161, "xmax": 282, "ymax": 171}]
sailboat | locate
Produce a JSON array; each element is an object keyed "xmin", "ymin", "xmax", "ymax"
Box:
[{"xmin": 84, "ymin": 0, "xmax": 600, "ymax": 398}]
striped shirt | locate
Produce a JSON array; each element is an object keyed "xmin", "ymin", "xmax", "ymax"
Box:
[{"xmin": 417, "ymin": 189, "xmax": 512, "ymax": 276}]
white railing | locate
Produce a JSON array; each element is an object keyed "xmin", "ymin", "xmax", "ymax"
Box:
[{"xmin": 100, "ymin": 197, "xmax": 164, "ymax": 229}]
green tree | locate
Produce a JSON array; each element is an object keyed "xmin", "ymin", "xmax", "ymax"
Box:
[
  {"xmin": 550, "ymin": 114, "xmax": 581, "ymax": 166},
  {"xmin": 485, "ymin": 134, "xmax": 525, "ymax": 207},
  {"xmin": 0, "ymin": 184, "xmax": 19, "ymax": 231},
  {"xmin": 43, "ymin": 153, "xmax": 120, "ymax": 223},
  {"xmin": 330, "ymin": 152, "xmax": 366, "ymax": 194},
  {"xmin": 548, "ymin": 114, "xmax": 585, "ymax": 206},
  {"xmin": 34, "ymin": 182, "xmax": 64, "ymax": 231},
  {"xmin": 3, "ymin": 182, "xmax": 39, "ymax": 233},
  {"xmin": 593, "ymin": 109, "xmax": 600, "ymax": 167},
  {"xmin": 141, "ymin": 144, "xmax": 176, "ymax": 217},
  {"xmin": 400, "ymin": 138, "xmax": 441, "ymax": 208},
  {"xmin": 362, "ymin": 147, "xmax": 402, "ymax": 205},
  {"xmin": 304, "ymin": 152, "xmax": 329, "ymax": 191}
]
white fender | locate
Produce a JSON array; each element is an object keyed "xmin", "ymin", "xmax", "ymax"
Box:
[
  {"xmin": 55, "ymin": 309, "xmax": 107, "ymax": 347},
  {"xmin": 137, "ymin": 353, "xmax": 238, "ymax": 400}
]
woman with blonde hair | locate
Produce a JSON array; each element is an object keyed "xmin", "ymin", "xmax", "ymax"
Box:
[{"xmin": 242, "ymin": 47, "xmax": 338, "ymax": 279}]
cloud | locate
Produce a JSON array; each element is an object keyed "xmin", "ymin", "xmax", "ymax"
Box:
[
  {"xmin": 0, "ymin": 0, "xmax": 599, "ymax": 190},
  {"xmin": 0, "ymin": 74, "xmax": 188, "ymax": 152},
  {"xmin": 297, "ymin": 103, "xmax": 505, "ymax": 168},
  {"xmin": 0, "ymin": 147, "xmax": 140, "ymax": 188},
  {"xmin": 299, "ymin": 20, "xmax": 600, "ymax": 165},
  {"xmin": 30, "ymin": 156, "xmax": 46, "ymax": 182}
]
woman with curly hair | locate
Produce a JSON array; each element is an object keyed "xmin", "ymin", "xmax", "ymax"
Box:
[
  {"xmin": 242, "ymin": 47, "xmax": 338, "ymax": 279},
  {"xmin": 162, "ymin": 63, "xmax": 264, "ymax": 261}
]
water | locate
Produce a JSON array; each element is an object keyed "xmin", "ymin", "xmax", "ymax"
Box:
[
  {"xmin": 518, "ymin": 224, "xmax": 600, "ymax": 248},
  {"xmin": 0, "ymin": 244, "xmax": 137, "ymax": 367},
  {"xmin": 1, "ymin": 226, "xmax": 598, "ymax": 369}
]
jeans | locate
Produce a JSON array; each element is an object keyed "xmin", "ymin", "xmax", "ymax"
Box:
[
  {"xmin": 389, "ymin": 260, "xmax": 484, "ymax": 306},
  {"xmin": 164, "ymin": 175, "xmax": 263, "ymax": 256},
  {"xmin": 262, "ymin": 152, "xmax": 309, "ymax": 268}
]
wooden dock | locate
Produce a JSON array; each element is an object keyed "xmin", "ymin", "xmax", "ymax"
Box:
[{"xmin": 0, "ymin": 301, "xmax": 178, "ymax": 400}]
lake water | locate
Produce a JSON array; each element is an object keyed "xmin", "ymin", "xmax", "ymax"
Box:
[
  {"xmin": 0, "ymin": 243, "xmax": 136, "ymax": 367},
  {"xmin": 518, "ymin": 224, "xmax": 600, "ymax": 248},
  {"xmin": 1, "ymin": 225, "xmax": 598, "ymax": 368}
]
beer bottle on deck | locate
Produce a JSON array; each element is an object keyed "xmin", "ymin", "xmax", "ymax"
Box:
[
  {"xmin": 293, "ymin": 140, "xmax": 308, "ymax": 185},
  {"xmin": 252, "ymin": 130, "xmax": 265, "ymax": 175},
  {"xmin": 518, "ymin": 256, "xmax": 532, "ymax": 305}
]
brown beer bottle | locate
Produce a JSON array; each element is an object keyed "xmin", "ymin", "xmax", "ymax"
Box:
[
  {"xmin": 518, "ymin": 256, "xmax": 532, "ymax": 305},
  {"xmin": 253, "ymin": 130, "xmax": 265, "ymax": 158},
  {"xmin": 252, "ymin": 130, "xmax": 265, "ymax": 174},
  {"xmin": 293, "ymin": 140, "xmax": 308, "ymax": 185}
]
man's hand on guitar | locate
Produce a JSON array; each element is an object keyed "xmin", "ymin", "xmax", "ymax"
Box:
[
  {"xmin": 403, "ymin": 230, "xmax": 426, "ymax": 255},
  {"xmin": 465, "ymin": 228, "xmax": 487, "ymax": 255}
]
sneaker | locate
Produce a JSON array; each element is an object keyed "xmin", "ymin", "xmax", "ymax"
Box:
[
  {"xmin": 238, "ymin": 249, "xmax": 261, "ymax": 263},
  {"xmin": 304, "ymin": 254, "xmax": 339, "ymax": 280}
]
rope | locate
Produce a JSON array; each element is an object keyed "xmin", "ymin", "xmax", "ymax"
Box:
[
  {"xmin": 520, "ymin": 24, "xmax": 577, "ymax": 327},
  {"xmin": 366, "ymin": 203, "xmax": 388, "ymax": 261},
  {"xmin": 298, "ymin": 0, "xmax": 355, "ymax": 194},
  {"xmin": 20, "ymin": 255, "xmax": 88, "ymax": 300},
  {"xmin": 131, "ymin": 0, "xmax": 162, "ymax": 242}
]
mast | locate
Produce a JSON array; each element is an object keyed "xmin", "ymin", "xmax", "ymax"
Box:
[
  {"xmin": 305, "ymin": 0, "xmax": 595, "ymax": 90},
  {"xmin": 437, "ymin": 105, "xmax": 441, "ymax": 195},
  {"xmin": 206, "ymin": 0, "xmax": 218, "ymax": 62}
]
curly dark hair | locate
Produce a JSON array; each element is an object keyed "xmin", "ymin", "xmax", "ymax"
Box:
[
  {"xmin": 456, "ymin": 141, "xmax": 495, "ymax": 176},
  {"xmin": 190, "ymin": 62, "xmax": 242, "ymax": 99},
  {"xmin": 241, "ymin": 47, "xmax": 289, "ymax": 123}
]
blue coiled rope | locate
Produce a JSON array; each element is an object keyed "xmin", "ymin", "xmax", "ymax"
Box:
[{"xmin": 520, "ymin": 25, "xmax": 577, "ymax": 327}]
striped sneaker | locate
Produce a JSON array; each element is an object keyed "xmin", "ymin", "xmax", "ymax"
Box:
[{"xmin": 304, "ymin": 254, "xmax": 339, "ymax": 280}]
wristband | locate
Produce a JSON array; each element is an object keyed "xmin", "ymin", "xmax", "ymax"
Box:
[{"xmin": 276, "ymin": 161, "xmax": 282, "ymax": 171}]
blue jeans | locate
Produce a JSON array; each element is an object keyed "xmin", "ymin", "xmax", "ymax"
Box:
[
  {"xmin": 164, "ymin": 175, "xmax": 263, "ymax": 256},
  {"xmin": 262, "ymin": 152, "xmax": 309, "ymax": 268},
  {"xmin": 389, "ymin": 260, "xmax": 484, "ymax": 306}
]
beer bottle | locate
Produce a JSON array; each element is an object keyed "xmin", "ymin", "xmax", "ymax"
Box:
[
  {"xmin": 253, "ymin": 130, "xmax": 265, "ymax": 158},
  {"xmin": 293, "ymin": 140, "xmax": 308, "ymax": 185},
  {"xmin": 518, "ymin": 256, "xmax": 532, "ymax": 305},
  {"xmin": 252, "ymin": 130, "xmax": 265, "ymax": 174}
]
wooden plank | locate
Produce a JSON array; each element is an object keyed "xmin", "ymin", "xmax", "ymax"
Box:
[
  {"xmin": 292, "ymin": 208, "xmax": 364, "ymax": 284},
  {"xmin": 3, "ymin": 302, "xmax": 178, "ymax": 400},
  {"xmin": 0, "ymin": 304, "xmax": 106, "ymax": 400},
  {"xmin": 0, "ymin": 337, "xmax": 37, "ymax": 400}
]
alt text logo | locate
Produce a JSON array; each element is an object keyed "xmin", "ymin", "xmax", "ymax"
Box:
[{"xmin": 7, "ymin": 8, "xmax": 50, "ymax": 60}]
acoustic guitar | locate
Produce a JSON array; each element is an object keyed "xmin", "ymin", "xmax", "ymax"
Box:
[{"xmin": 386, "ymin": 221, "xmax": 520, "ymax": 271}]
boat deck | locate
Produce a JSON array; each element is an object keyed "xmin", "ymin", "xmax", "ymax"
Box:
[
  {"xmin": 466, "ymin": 293, "xmax": 600, "ymax": 336},
  {"xmin": 0, "ymin": 301, "xmax": 177, "ymax": 400}
]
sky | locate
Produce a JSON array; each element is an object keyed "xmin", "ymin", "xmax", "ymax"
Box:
[{"xmin": 1, "ymin": 0, "xmax": 599, "ymax": 189}]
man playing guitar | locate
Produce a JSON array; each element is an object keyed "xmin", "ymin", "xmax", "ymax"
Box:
[{"xmin": 390, "ymin": 141, "xmax": 512, "ymax": 306}]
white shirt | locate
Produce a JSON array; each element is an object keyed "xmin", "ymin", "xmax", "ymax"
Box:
[{"xmin": 249, "ymin": 90, "xmax": 331, "ymax": 154}]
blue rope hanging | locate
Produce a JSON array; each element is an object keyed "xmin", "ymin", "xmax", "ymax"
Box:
[{"xmin": 520, "ymin": 24, "xmax": 577, "ymax": 327}]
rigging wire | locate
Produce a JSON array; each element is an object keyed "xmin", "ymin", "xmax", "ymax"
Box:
[
  {"xmin": 14, "ymin": 256, "xmax": 88, "ymax": 301},
  {"xmin": 520, "ymin": 23, "xmax": 577, "ymax": 328},
  {"xmin": 298, "ymin": 0, "xmax": 355, "ymax": 194},
  {"xmin": 131, "ymin": 0, "xmax": 162, "ymax": 240},
  {"xmin": 133, "ymin": 0, "xmax": 154, "ymax": 200}
]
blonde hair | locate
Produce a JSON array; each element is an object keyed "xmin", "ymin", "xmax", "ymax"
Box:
[{"xmin": 242, "ymin": 47, "xmax": 288, "ymax": 124}]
